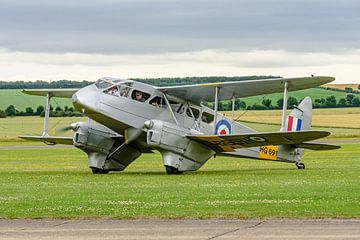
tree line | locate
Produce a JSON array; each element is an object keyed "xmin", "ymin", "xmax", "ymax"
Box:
[
  {"xmin": 0, "ymin": 105, "xmax": 83, "ymax": 118},
  {"xmin": 204, "ymin": 94, "xmax": 360, "ymax": 111},
  {"xmin": 0, "ymin": 94, "xmax": 359, "ymax": 118}
]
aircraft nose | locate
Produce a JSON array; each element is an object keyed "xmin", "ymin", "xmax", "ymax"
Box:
[{"xmin": 72, "ymin": 85, "xmax": 100, "ymax": 113}]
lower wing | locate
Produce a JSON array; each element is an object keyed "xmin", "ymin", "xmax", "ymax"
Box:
[
  {"xmin": 187, "ymin": 130, "xmax": 338, "ymax": 152},
  {"xmin": 18, "ymin": 135, "xmax": 73, "ymax": 145}
]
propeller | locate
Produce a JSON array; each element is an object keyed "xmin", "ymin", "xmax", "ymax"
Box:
[{"xmin": 57, "ymin": 122, "xmax": 80, "ymax": 133}]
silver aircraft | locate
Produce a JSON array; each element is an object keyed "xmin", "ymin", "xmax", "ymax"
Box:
[{"xmin": 20, "ymin": 76, "xmax": 340, "ymax": 174}]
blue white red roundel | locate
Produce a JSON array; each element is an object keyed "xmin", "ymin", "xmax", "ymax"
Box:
[{"xmin": 215, "ymin": 120, "xmax": 232, "ymax": 135}]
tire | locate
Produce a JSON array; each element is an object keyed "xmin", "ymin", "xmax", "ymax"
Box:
[
  {"xmin": 296, "ymin": 163, "xmax": 305, "ymax": 170},
  {"xmin": 91, "ymin": 167, "xmax": 109, "ymax": 174},
  {"xmin": 165, "ymin": 165, "xmax": 183, "ymax": 175}
]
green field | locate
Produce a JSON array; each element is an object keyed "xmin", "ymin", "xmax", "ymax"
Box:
[
  {"xmin": 0, "ymin": 88, "xmax": 356, "ymax": 111},
  {"xmin": 1, "ymin": 107, "xmax": 359, "ymax": 141},
  {"xmin": 0, "ymin": 108, "xmax": 359, "ymax": 219},
  {"xmin": 0, "ymin": 141, "xmax": 359, "ymax": 219}
]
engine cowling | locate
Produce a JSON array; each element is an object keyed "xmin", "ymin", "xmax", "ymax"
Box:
[
  {"xmin": 72, "ymin": 122, "xmax": 140, "ymax": 171},
  {"xmin": 145, "ymin": 120, "xmax": 215, "ymax": 172}
]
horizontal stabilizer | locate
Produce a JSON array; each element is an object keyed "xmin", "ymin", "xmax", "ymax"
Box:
[
  {"xmin": 22, "ymin": 89, "xmax": 78, "ymax": 98},
  {"xmin": 296, "ymin": 142, "xmax": 341, "ymax": 150},
  {"xmin": 187, "ymin": 130, "xmax": 330, "ymax": 153},
  {"xmin": 19, "ymin": 135, "xmax": 73, "ymax": 145}
]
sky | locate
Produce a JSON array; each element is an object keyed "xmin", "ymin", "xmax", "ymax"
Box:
[{"xmin": 0, "ymin": 0, "xmax": 359, "ymax": 83}]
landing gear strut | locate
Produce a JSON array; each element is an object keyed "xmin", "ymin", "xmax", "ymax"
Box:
[
  {"xmin": 296, "ymin": 163, "xmax": 305, "ymax": 169},
  {"xmin": 91, "ymin": 167, "xmax": 109, "ymax": 174},
  {"xmin": 165, "ymin": 165, "xmax": 183, "ymax": 175}
]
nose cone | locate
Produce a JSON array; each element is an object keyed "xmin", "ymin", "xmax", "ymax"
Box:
[{"xmin": 72, "ymin": 85, "xmax": 100, "ymax": 113}]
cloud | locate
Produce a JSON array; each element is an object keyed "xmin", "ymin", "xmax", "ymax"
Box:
[
  {"xmin": 0, "ymin": 48, "xmax": 359, "ymax": 83},
  {"xmin": 0, "ymin": 0, "xmax": 359, "ymax": 54}
]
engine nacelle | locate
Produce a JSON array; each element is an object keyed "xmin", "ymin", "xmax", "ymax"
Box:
[
  {"xmin": 73, "ymin": 122, "xmax": 140, "ymax": 171},
  {"xmin": 146, "ymin": 120, "xmax": 215, "ymax": 171}
]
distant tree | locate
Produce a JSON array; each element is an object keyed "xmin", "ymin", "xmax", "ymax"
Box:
[
  {"xmin": 325, "ymin": 95, "xmax": 337, "ymax": 108},
  {"xmin": 277, "ymin": 97, "xmax": 298, "ymax": 109},
  {"xmin": 5, "ymin": 105, "xmax": 16, "ymax": 116},
  {"xmin": 234, "ymin": 99, "xmax": 246, "ymax": 110},
  {"xmin": 346, "ymin": 94, "xmax": 355, "ymax": 104},
  {"xmin": 36, "ymin": 105, "xmax": 44, "ymax": 115},
  {"xmin": 277, "ymin": 98, "xmax": 284, "ymax": 108},
  {"xmin": 25, "ymin": 107, "xmax": 34, "ymax": 116},
  {"xmin": 345, "ymin": 87, "xmax": 353, "ymax": 93},
  {"xmin": 0, "ymin": 109, "xmax": 6, "ymax": 118},
  {"xmin": 287, "ymin": 97, "xmax": 298, "ymax": 108},
  {"xmin": 262, "ymin": 98, "xmax": 272, "ymax": 109},
  {"xmin": 338, "ymin": 98, "xmax": 347, "ymax": 107},
  {"xmin": 351, "ymin": 97, "xmax": 360, "ymax": 107}
]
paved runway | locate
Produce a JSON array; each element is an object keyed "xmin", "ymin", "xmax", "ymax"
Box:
[{"xmin": 0, "ymin": 219, "xmax": 359, "ymax": 240}]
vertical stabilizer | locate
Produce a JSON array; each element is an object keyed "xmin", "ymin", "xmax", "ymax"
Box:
[
  {"xmin": 278, "ymin": 97, "xmax": 313, "ymax": 163},
  {"xmin": 285, "ymin": 96, "xmax": 312, "ymax": 132}
]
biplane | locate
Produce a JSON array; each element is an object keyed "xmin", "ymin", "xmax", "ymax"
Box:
[{"xmin": 20, "ymin": 76, "xmax": 340, "ymax": 174}]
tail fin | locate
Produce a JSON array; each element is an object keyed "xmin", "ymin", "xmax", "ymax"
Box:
[
  {"xmin": 284, "ymin": 96, "xmax": 312, "ymax": 132},
  {"xmin": 278, "ymin": 97, "xmax": 313, "ymax": 162}
]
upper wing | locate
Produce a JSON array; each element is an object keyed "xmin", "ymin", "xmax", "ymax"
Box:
[
  {"xmin": 155, "ymin": 76, "xmax": 335, "ymax": 104},
  {"xmin": 22, "ymin": 89, "xmax": 79, "ymax": 98},
  {"xmin": 187, "ymin": 130, "xmax": 330, "ymax": 153}
]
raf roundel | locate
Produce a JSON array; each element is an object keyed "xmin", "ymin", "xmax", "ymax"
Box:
[{"xmin": 215, "ymin": 119, "xmax": 232, "ymax": 135}]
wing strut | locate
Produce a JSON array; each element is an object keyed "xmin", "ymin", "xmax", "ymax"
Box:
[
  {"xmin": 42, "ymin": 93, "xmax": 51, "ymax": 136},
  {"xmin": 163, "ymin": 93, "xmax": 179, "ymax": 125},
  {"xmin": 231, "ymin": 95, "xmax": 235, "ymax": 121},
  {"xmin": 213, "ymin": 86, "xmax": 219, "ymax": 134},
  {"xmin": 280, "ymin": 81, "xmax": 288, "ymax": 132}
]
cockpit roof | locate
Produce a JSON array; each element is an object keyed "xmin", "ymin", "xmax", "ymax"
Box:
[{"xmin": 99, "ymin": 77, "xmax": 133, "ymax": 84}]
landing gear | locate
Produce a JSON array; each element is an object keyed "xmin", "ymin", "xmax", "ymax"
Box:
[
  {"xmin": 165, "ymin": 165, "xmax": 183, "ymax": 175},
  {"xmin": 91, "ymin": 167, "xmax": 109, "ymax": 174},
  {"xmin": 296, "ymin": 163, "xmax": 305, "ymax": 170}
]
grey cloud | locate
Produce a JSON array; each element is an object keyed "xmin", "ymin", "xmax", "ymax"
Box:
[{"xmin": 0, "ymin": 0, "xmax": 359, "ymax": 54}]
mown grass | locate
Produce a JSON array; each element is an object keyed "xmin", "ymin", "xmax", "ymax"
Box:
[
  {"xmin": 1, "ymin": 107, "xmax": 359, "ymax": 141},
  {"xmin": 0, "ymin": 141, "xmax": 359, "ymax": 219}
]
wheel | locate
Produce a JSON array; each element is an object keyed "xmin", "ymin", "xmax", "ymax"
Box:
[
  {"xmin": 296, "ymin": 163, "xmax": 305, "ymax": 169},
  {"xmin": 91, "ymin": 167, "xmax": 109, "ymax": 174},
  {"xmin": 165, "ymin": 165, "xmax": 183, "ymax": 175}
]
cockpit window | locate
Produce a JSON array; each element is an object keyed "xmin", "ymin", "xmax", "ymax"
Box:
[
  {"xmin": 104, "ymin": 85, "xmax": 120, "ymax": 96},
  {"xmin": 186, "ymin": 107, "xmax": 200, "ymax": 119},
  {"xmin": 103, "ymin": 82, "xmax": 133, "ymax": 98},
  {"xmin": 201, "ymin": 112, "xmax": 214, "ymax": 123},
  {"xmin": 95, "ymin": 79, "xmax": 112, "ymax": 89},
  {"xmin": 131, "ymin": 90, "xmax": 150, "ymax": 102}
]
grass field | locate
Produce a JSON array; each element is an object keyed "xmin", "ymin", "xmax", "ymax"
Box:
[
  {"xmin": 1, "ymin": 87, "xmax": 358, "ymax": 111},
  {"xmin": 0, "ymin": 141, "xmax": 359, "ymax": 219},
  {"xmin": 0, "ymin": 108, "xmax": 359, "ymax": 219},
  {"xmin": 323, "ymin": 84, "xmax": 359, "ymax": 91},
  {"xmin": 1, "ymin": 107, "xmax": 359, "ymax": 140}
]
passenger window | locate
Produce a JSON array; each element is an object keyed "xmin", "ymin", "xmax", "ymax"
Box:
[
  {"xmin": 131, "ymin": 90, "xmax": 150, "ymax": 102},
  {"xmin": 149, "ymin": 96, "xmax": 166, "ymax": 108},
  {"xmin": 176, "ymin": 104, "xmax": 185, "ymax": 114},
  {"xmin": 118, "ymin": 85, "xmax": 131, "ymax": 97},
  {"xmin": 186, "ymin": 107, "xmax": 200, "ymax": 119},
  {"xmin": 201, "ymin": 112, "xmax": 214, "ymax": 123}
]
